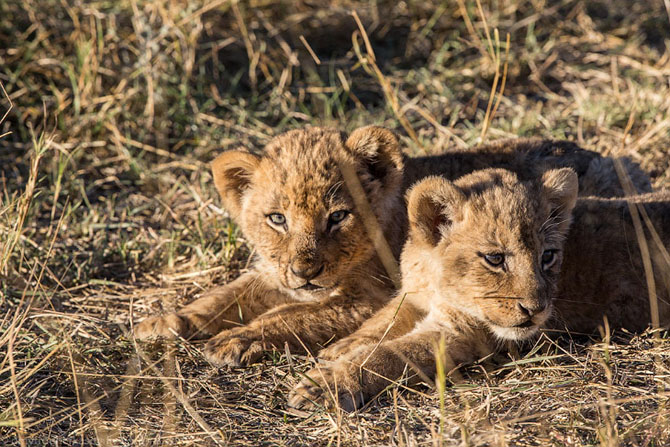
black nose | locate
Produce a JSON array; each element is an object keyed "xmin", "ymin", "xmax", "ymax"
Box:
[
  {"xmin": 290, "ymin": 263, "xmax": 324, "ymax": 281},
  {"xmin": 518, "ymin": 301, "xmax": 546, "ymax": 317}
]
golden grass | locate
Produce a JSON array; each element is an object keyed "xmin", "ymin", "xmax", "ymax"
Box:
[{"xmin": 1, "ymin": 0, "xmax": 670, "ymax": 445}]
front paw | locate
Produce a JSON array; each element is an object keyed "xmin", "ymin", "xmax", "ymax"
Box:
[
  {"xmin": 288, "ymin": 365, "xmax": 365, "ymax": 412},
  {"xmin": 319, "ymin": 336, "xmax": 374, "ymax": 361},
  {"xmin": 134, "ymin": 313, "xmax": 186, "ymax": 340},
  {"xmin": 204, "ymin": 330, "xmax": 266, "ymax": 367}
]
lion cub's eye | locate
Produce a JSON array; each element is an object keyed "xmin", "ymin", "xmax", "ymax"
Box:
[
  {"xmin": 328, "ymin": 210, "xmax": 350, "ymax": 225},
  {"xmin": 541, "ymin": 249, "xmax": 558, "ymax": 270},
  {"xmin": 484, "ymin": 253, "xmax": 505, "ymax": 267},
  {"xmin": 267, "ymin": 213, "xmax": 286, "ymax": 226}
]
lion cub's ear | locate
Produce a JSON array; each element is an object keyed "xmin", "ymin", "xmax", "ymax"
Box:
[
  {"xmin": 407, "ymin": 176, "xmax": 465, "ymax": 247},
  {"xmin": 345, "ymin": 126, "xmax": 404, "ymax": 196},
  {"xmin": 541, "ymin": 168, "xmax": 579, "ymax": 233},
  {"xmin": 211, "ymin": 150, "xmax": 261, "ymax": 221},
  {"xmin": 541, "ymin": 168, "xmax": 578, "ymax": 211}
]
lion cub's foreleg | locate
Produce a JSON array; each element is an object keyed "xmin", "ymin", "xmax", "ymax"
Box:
[
  {"xmin": 287, "ymin": 295, "xmax": 425, "ymax": 410},
  {"xmin": 203, "ymin": 292, "xmax": 387, "ymax": 367},
  {"xmin": 289, "ymin": 326, "xmax": 491, "ymax": 411},
  {"xmin": 289, "ymin": 329, "xmax": 444, "ymax": 411},
  {"xmin": 289, "ymin": 300, "xmax": 494, "ymax": 411},
  {"xmin": 318, "ymin": 295, "xmax": 425, "ymax": 361},
  {"xmin": 134, "ymin": 271, "xmax": 293, "ymax": 340}
]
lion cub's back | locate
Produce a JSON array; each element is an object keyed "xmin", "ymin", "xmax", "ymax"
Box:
[
  {"xmin": 403, "ymin": 139, "xmax": 651, "ymax": 197},
  {"xmin": 552, "ymin": 190, "xmax": 670, "ymax": 333}
]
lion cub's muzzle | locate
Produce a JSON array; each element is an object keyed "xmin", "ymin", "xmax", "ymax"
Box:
[
  {"xmin": 515, "ymin": 301, "xmax": 548, "ymax": 326},
  {"xmin": 478, "ymin": 296, "xmax": 552, "ymax": 340},
  {"xmin": 291, "ymin": 262, "xmax": 324, "ymax": 281},
  {"xmin": 286, "ymin": 257, "xmax": 333, "ymax": 291}
]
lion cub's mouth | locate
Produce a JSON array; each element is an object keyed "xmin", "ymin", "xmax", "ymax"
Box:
[
  {"xmin": 297, "ymin": 282, "xmax": 326, "ymax": 291},
  {"xmin": 514, "ymin": 319, "xmax": 537, "ymax": 329}
]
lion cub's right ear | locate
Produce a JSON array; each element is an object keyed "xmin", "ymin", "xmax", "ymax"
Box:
[
  {"xmin": 406, "ymin": 176, "xmax": 465, "ymax": 247},
  {"xmin": 540, "ymin": 168, "xmax": 578, "ymax": 234},
  {"xmin": 211, "ymin": 150, "xmax": 261, "ymax": 220},
  {"xmin": 541, "ymin": 168, "xmax": 578, "ymax": 211},
  {"xmin": 345, "ymin": 126, "xmax": 404, "ymax": 198}
]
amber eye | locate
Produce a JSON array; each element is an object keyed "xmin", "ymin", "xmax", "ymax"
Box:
[
  {"xmin": 267, "ymin": 213, "xmax": 286, "ymax": 226},
  {"xmin": 484, "ymin": 253, "xmax": 505, "ymax": 267},
  {"xmin": 541, "ymin": 249, "xmax": 558, "ymax": 270},
  {"xmin": 328, "ymin": 210, "xmax": 350, "ymax": 225}
]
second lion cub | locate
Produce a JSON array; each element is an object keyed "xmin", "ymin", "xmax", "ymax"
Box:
[{"xmin": 289, "ymin": 168, "xmax": 670, "ymax": 411}]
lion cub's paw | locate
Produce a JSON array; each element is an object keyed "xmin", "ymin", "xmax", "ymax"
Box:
[
  {"xmin": 287, "ymin": 369, "xmax": 331, "ymax": 411},
  {"xmin": 319, "ymin": 336, "xmax": 375, "ymax": 361},
  {"xmin": 204, "ymin": 328, "xmax": 265, "ymax": 367},
  {"xmin": 134, "ymin": 313, "xmax": 186, "ymax": 340},
  {"xmin": 288, "ymin": 366, "xmax": 364, "ymax": 413}
]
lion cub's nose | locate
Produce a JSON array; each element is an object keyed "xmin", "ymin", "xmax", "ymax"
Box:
[
  {"xmin": 517, "ymin": 301, "xmax": 546, "ymax": 318},
  {"xmin": 290, "ymin": 262, "xmax": 324, "ymax": 281}
]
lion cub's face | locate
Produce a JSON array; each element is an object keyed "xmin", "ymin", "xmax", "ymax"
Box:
[
  {"xmin": 405, "ymin": 168, "xmax": 578, "ymax": 341},
  {"xmin": 210, "ymin": 127, "xmax": 403, "ymax": 295}
]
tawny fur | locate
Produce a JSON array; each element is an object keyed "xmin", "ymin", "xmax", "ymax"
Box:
[
  {"xmin": 288, "ymin": 168, "xmax": 669, "ymax": 412},
  {"xmin": 134, "ymin": 126, "xmax": 651, "ymax": 368}
]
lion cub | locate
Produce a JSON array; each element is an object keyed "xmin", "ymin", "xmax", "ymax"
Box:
[
  {"xmin": 135, "ymin": 125, "xmax": 651, "ymax": 367},
  {"xmin": 289, "ymin": 168, "xmax": 669, "ymax": 411},
  {"xmin": 135, "ymin": 126, "xmax": 408, "ymax": 366}
]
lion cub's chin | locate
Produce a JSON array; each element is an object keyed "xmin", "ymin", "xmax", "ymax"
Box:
[
  {"xmin": 488, "ymin": 307, "xmax": 552, "ymax": 341},
  {"xmin": 489, "ymin": 322, "xmax": 540, "ymax": 341},
  {"xmin": 285, "ymin": 284, "xmax": 336, "ymax": 301}
]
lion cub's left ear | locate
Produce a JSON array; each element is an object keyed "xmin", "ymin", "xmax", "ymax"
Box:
[
  {"xmin": 541, "ymin": 168, "xmax": 579, "ymax": 233},
  {"xmin": 406, "ymin": 176, "xmax": 466, "ymax": 247},
  {"xmin": 211, "ymin": 150, "xmax": 261, "ymax": 221},
  {"xmin": 344, "ymin": 126, "xmax": 404, "ymax": 197}
]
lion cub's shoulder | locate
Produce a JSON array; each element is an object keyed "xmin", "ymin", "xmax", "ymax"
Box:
[{"xmin": 553, "ymin": 188, "xmax": 670, "ymax": 332}]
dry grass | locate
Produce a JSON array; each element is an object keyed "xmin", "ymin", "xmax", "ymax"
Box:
[{"xmin": 1, "ymin": 0, "xmax": 670, "ymax": 445}]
